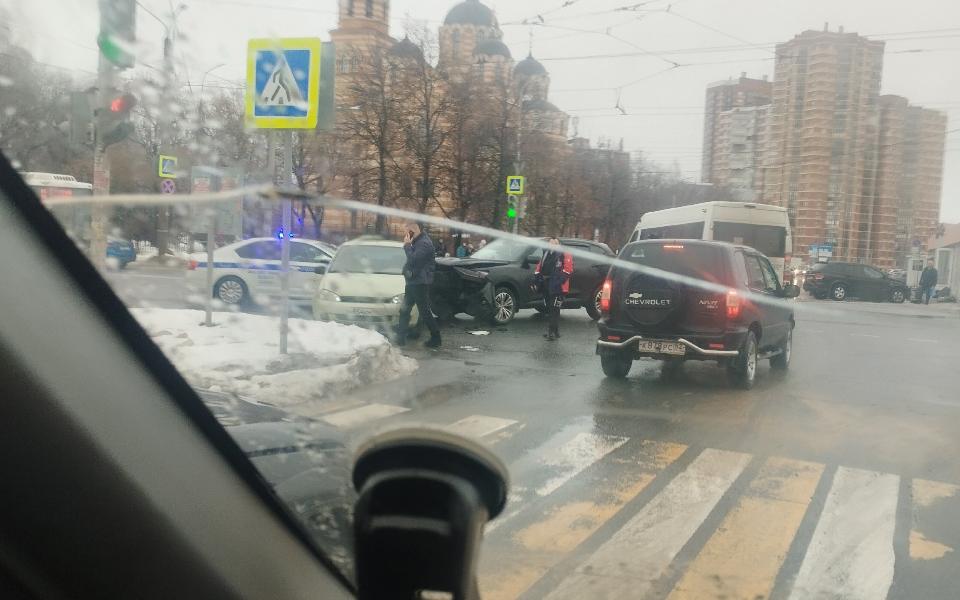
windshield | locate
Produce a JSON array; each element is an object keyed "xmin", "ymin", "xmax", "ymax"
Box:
[
  {"xmin": 469, "ymin": 238, "xmax": 529, "ymax": 261},
  {"xmin": 328, "ymin": 245, "xmax": 405, "ymax": 275},
  {"xmin": 4, "ymin": 0, "xmax": 960, "ymax": 597}
]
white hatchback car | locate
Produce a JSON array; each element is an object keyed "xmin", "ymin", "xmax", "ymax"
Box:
[
  {"xmin": 186, "ymin": 237, "xmax": 334, "ymax": 306},
  {"xmin": 313, "ymin": 238, "xmax": 418, "ymax": 330}
]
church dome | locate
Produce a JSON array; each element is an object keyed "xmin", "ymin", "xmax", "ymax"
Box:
[
  {"xmin": 515, "ymin": 55, "xmax": 547, "ymax": 76},
  {"xmin": 474, "ymin": 38, "xmax": 511, "ymax": 59},
  {"xmin": 444, "ymin": 0, "xmax": 497, "ymax": 27}
]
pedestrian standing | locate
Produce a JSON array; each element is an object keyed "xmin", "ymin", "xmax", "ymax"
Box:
[
  {"xmin": 534, "ymin": 238, "xmax": 574, "ymax": 341},
  {"xmin": 455, "ymin": 242, "xmax": 467, "ymax": 258},
  {"xmin": 920, "ymin": 258, "xmax": 938, "ymax": 305},
  {"xmin": 398, "ymin": 222, "xmax": 442, "ymax": 348}
]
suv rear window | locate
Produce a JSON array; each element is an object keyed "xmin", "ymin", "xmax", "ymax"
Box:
[{"xmin": 621, "ymin": 242, "xmax": 726, "ymax": 283}]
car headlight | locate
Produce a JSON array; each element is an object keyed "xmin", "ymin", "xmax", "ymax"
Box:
[
  {"xmin": 318, "ymin": 289, "xmax": 341, "ymax": 302},
  {"xmin": 391, "ymin": 294, "xmax": 404, "ymax": 305}
]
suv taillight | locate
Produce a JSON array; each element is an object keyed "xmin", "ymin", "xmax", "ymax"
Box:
[
  {"xmin": 600, "ymin": 278, "xmax": 612, "ymax": 314},
  {"xmin": 812, "ymin": 273, "xmax": 824, "ymax": 281},
  {"xmin": 726, "ymin": 289, "xmax": 741, "ymax": 319},
  {"xmin": 188, "ymin": 259, "xmax": 198, "ymax": 271}
]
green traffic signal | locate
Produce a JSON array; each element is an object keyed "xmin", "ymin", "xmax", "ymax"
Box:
[{"xmin": 507, "ymin": 206, "xmax": 517, "ymax": 219}]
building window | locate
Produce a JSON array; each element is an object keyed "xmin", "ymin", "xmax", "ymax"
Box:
[
  {"xmin": 347, "ymin": 0, "xmax": 354, "ymax": 17},
  {"xmin": 365, "ymin": 0, "xmax": 373, "ymax": 18},
  {"xmin": 336, "ymin": 57, "xmax": 348, "ymax": 73}
]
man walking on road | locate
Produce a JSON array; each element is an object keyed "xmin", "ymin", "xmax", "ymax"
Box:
[
  {"xmin": 535, "ymin": 238, "xmax": 574, "ymax": 341},
  {"xmin": 920, "ymin": 258, "xmax": 938, "ymax": 305},
  {"xmin": 399, "ymin": 222, "xmax": 441, "ymax": 348}
]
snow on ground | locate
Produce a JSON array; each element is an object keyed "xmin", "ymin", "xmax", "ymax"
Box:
[{"xmin": 131, "ymin": 308, "xmax": 417, "ymax": 413}]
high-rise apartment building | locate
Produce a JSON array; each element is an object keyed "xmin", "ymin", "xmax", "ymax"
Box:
[
  {"xmin": 876, "ymin": 95, "xmax": 948, "ymax": 267},
  {"xmin": 701, "ymin": 74, "xmax": 771, "ymax": 187},
  {"xmin": 760, "ymin": 27, "xmax": 885, "ymax": 264},
  {"xmin": 711, "ymin": 104, "xmax": 770, "ymax": 200}
]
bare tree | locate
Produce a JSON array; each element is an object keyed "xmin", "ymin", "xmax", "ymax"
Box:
[{"xmin": 340, "ymin": 47, "xmax": 401, "ymax": 233}]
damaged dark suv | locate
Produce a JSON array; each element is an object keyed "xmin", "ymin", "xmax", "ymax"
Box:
[{"xmin": 596, "ymin": 240, "xmax": 800, "ymax": 389}]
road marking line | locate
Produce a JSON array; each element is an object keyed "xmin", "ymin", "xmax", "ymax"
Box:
[
  {"xmin": 537, "ymin": 432, "xmax": 630, "ymax": 496},
  {"xmin": 667, "ymin": 457, "xmax": 824, "ymax": 600},
  {"xmin": 543, "ymin": 448, "xmax": 751, "ymax": 600},
  {"xmin": 487, "ymin": 432, "xmax": 629, "ymax": 533},
  {"xmin": 446, "ymin": 415, "xmax": 518, "ymax": 440},
  {"xmin": 480, "ymin": 440, "xmax": 687, "ymax": 600},
  {"xmin": 321, "ymin": 403, "xmax": 410, "ymax": 428},
  {"xmin": 788, "ymin": 466, "xmax": 899, "ymax": 600},
  {"xmin": 850, "ymin": 333, "xmax": 881, "ymax": 338},
  {"xmin": 907, "ymin": 338, "xmax": 940, "ymax": 343}
]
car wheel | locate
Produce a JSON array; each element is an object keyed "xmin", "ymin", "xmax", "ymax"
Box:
[
  {"xmin": 727, "ymin": 330, "xmax": 758, "ymax": 389},
  {"xmin": 770, "ymin": 327, "xmax": 792, "ymax": 370},
  {"xmin": 831, "ymin": 283, "xmax": 847, "ymax": 301},
  {"xmin": 490, "ymin": 286, "xmax": 518, "ymax": 325},
  {"xmin": 585, "ymin": 285, "xmax": 603, "ymax": 321},
  {"xmin": 890, "ymin": 288, "xmax": 906, "ymax": 304},
  {"xmin": 600, "ymin": 350, "xmax": 632, "ymax": 378},
  {"xmin": 214, "ymin": 276, "xmax": 247, "ymax": 306}
]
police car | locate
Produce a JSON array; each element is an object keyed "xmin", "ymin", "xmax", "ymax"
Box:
[{"xmin": 186, "ymin": 237, "xmax": 334, "ymax": 306}]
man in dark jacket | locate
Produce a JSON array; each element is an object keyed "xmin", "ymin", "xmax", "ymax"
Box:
[
  {"xmin": 920, "ymin": 259, "xmax": 938, "ymax": 305},
  {"xmin": 398, "ymin": 222, "xmax": 441, "ymax": 348},
  {"xmin": 534, "ymin": 238, "xmax": 574, "ymax": 341}
]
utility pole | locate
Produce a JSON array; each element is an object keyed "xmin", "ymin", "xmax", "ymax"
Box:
[{"xmin": 91, "ymin": 53, "xmax": 114, "ymax": 270}]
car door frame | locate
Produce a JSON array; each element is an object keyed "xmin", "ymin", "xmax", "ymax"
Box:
[
  {"xmin": 756, "ymin": 253, "xmax": 792, "ymax": 348},
  {"xmin": 236, "ymin": 240, "xmax": 282, "ymax": 298},
  {"xmin": 289, "ymin": 241, "xmax": 331, "ymax": 301},
  {"xmin": 858, "ymin": 264, "xmax": 887, "ymax": 301}
]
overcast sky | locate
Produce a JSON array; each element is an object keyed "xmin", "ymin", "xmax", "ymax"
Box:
[{"xmin": 8, "ymin": 0, "xmax": 960, "ymax": 221}]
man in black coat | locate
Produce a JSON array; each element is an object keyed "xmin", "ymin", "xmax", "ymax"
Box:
[
  {"xmin": 920, "ymin": 258, "xmax": 938, "ymax": 305},
  {"xmin": 398, "ymin": 222, "xmax": 441, "ymax": 348}
]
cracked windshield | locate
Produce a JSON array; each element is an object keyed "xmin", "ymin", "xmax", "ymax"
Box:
[{"xmin": 5, "ymin": 0, "xmax": 960, "ymax": 596}]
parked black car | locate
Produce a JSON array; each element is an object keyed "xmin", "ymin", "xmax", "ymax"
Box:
[
  {"xmin": 803, "ymin": 261, "xmax": 908, "ymax": 303},
  {"xmin": 431, "ymin": 237, "xmax": 615, "ymax": 324},
  {"xmin": 596, "ymin": 239, "xmax": 800, "ymax": 389}
]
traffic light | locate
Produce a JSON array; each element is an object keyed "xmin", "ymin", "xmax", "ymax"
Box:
[
  {"xmin": 97, "ymin": 92, "xmax": 137, "ymax": 147},
  {"xmin": 507, "ymin": 199, "xmax": 517, "ymax": 219},
  {"xmin": 98, "ymin": 0, "xmax": 137, "ymax": 68}
]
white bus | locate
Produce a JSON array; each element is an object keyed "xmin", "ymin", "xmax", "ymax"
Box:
[
  {"xmin": 628, "ymin": 201, "xmax": 793, "ymax": 282},
  {"xmin": 20, "ymin": 172, "xmax": 94, "ymax": 241}
]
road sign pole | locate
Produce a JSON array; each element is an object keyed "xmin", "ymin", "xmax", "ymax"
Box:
[
  {"xmin": 204, "ymin": 212, "xmax": 217, "ymax": 327},
  {"xmin": 279, "ymin": 130, "xmax": 293, "ymax": 355},
  {"xmin": 512, "ymin": 197, "xmax": 520, "ymax": 235}
]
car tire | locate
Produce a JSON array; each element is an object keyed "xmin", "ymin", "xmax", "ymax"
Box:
[
  {"xmin": 214, "ymin": 275, "xmax": 248, "ymax": 306},
  {"xmin": 831, "ymin": 282, "xmax": 847, "ymax": 301},
  {"xmin": 490, "ymin": 286, "xmax": 518, "ymax": 325},
  {"xmin": 585, "ymin": 285, "xmax": 603, "ymax": 321},
  {"xmin": 601, "ymin": 350, "xmax": 632, "ymax": 378},
  {"xmin": 890, "ymin": 288, "xmax": 906, "ymax": 304},
  {"xmin": 727, "ymin": 330, "xmax": 758, "ymax": 389},
  {"xmin": 770, "ymin": 327, "xmax": 792, "ymax": 370}
]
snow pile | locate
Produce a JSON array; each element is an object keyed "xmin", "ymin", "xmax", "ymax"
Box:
[{"xmin": 131, "ymin": 308, "xmax": 417, "ymax": 411}]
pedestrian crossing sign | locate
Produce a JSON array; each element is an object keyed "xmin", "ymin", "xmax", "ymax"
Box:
[
  {"xmin": 158, "ymin": 155, "xmax": 177, "ymax": 178},
  {"xmin": 507, "ymin": 175, "xmax": 525, "ymax": 196},
  {"xmin": 246, "ymin": 38, "xmax": 321, "ymax": 129}
]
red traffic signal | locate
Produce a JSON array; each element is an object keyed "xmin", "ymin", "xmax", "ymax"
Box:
[{"xmin": 109, "ymin": 93, "xmax": 137, "ymax": 114}]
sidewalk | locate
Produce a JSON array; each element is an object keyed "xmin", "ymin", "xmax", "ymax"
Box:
[{"xmin": 798, "ymin": 296, "xmax": 960, "ymax": 319}]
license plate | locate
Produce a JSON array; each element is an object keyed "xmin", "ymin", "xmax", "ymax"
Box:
[
  {"xmin": 637, "ymin": 340, "xmax": 686, "ymax": 355},
  {"xmin": 352, "ymin": 308, "xmax": 374, "ymax": 316}
]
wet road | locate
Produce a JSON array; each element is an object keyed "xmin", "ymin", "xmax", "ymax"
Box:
[
  {"xmin": 343, "ymin": 300, "xmax": 960, "ymax": 600},
  {"xmin": 110, "ymin": 268, "xmax": 960, "ymax": 599}
]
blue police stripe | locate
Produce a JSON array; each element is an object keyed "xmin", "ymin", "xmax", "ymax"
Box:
[{"xmin": 195, "ymin": 262, "xmax": 319, "ymax": 273}]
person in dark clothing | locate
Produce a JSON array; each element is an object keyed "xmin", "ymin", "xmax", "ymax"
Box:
[
  {"xmin": 920, "ymin": 259, "xmax": 938, "ymax": 305},
  {"xmin": 534, "ymin": 238, "xmax": 574, "ymax": 341},
  {"xmin": 398, "ymin": 222, "xmax": 441, "ymax": 348}
]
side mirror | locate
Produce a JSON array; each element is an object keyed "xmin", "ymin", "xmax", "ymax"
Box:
[
  {"xmin": 523, "ymin": 254, "xmax": 540, "ymax": 268},
  {"xmin": 783, "ymin": 284, "xmax": 800, "ymax": 298},
  {"xmin": 314, "ymin": 264, "xmax": 327, "ymax": 275}
]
